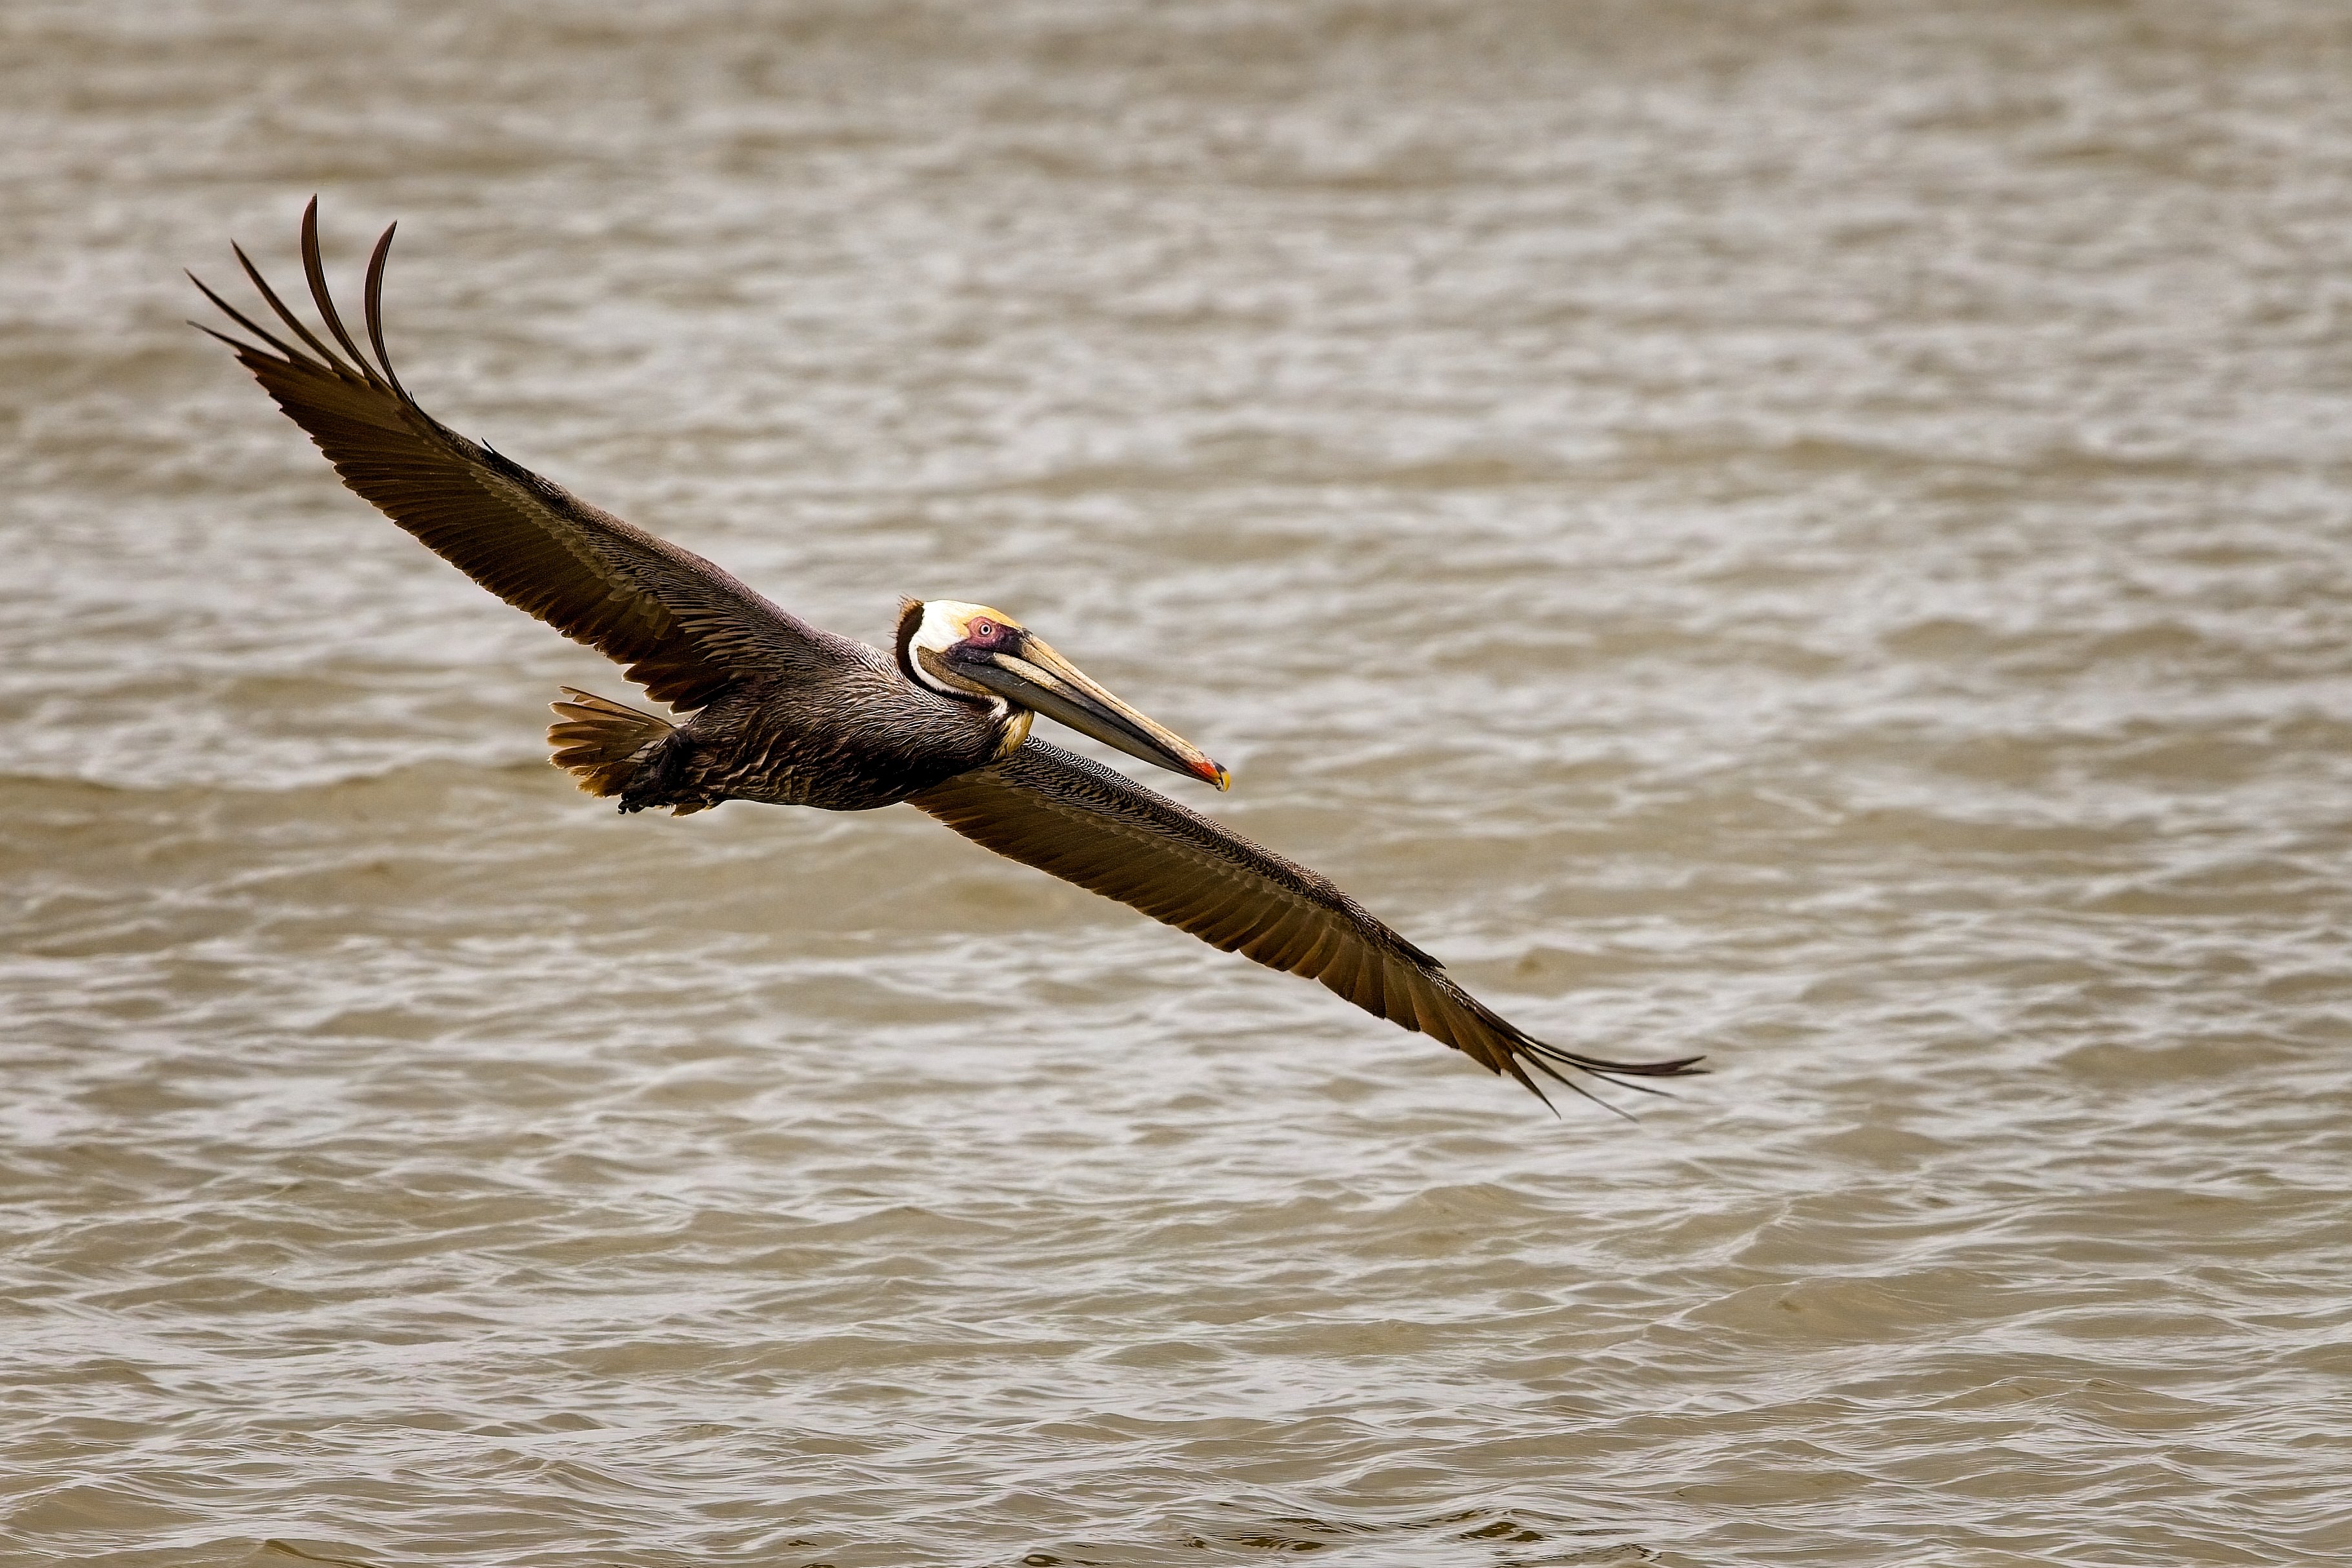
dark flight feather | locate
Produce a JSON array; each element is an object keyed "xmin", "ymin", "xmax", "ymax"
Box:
[
  {"xmin": 912, "ymin": 741, "xmax": 1704, "ymax": 1107},
  {"xmin": 190, "ymin": 197, "xmax": 853, "ymax": 712}
]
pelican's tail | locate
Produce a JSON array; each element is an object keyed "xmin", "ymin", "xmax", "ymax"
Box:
[{"xmin": 548, "ymin": 687, "xmax": 674, "ymax": 799}]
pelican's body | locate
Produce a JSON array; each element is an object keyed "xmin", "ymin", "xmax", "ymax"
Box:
[
  {"xmin": 552, "ymin": 636, "xmax": 1010, "ymax": 816},
  {"xmin": 194, "ymin": 204, "xmax": 1703, "ymax": 1109}
]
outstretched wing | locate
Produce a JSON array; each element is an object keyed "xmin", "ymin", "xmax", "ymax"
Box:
[
  {"xmin": 909, "ymin": 741, "xmax": 1704, "ymax": 1107},
  {"xmin": 192, "ymin": 199, "xmax": 856, "ymax": 710}
]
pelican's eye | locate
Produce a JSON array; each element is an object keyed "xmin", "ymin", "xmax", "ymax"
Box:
[{"xmin": 970, "ymin": 619, "xmax": 996, "ymax": 642}]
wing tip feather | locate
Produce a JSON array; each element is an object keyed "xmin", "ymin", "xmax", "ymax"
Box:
[{"xmin": 190, "ymin": 201, "xmax": 781, "ymax": 717}]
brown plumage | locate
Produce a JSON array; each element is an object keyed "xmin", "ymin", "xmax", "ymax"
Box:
[
  {"xmin": 909, "ymin": 745, "xmax": 1682, "ymax": 1102},
  {"xmin": 193, "ymin": 201, "xmax": 1705, "ymax": 1109}
]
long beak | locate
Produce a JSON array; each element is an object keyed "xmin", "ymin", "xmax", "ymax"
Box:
[{"xmin": 957, "ymin": 638, "xmax": 1231, "ymax": 790}]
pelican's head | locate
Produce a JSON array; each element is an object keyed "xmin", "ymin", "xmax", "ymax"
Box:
[{"xmin": 896, "ymin": 598, "xmax": 1229, "ymax": 790}]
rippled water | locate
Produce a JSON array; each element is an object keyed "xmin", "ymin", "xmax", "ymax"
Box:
[{"xmin": 8, "ymin": 3, "xmax": 2352, "ymax": 1564}]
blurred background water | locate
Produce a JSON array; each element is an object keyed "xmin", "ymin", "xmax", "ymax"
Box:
[{"xmin": 5, "ymin": 3, "xmax": 2351, "ymax": 1565}]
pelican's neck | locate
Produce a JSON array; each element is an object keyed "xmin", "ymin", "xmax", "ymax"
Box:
[
  {"xmin": 895, "ymin": 597, "xmax": 1029, "ymax": 754},
  {"xmin": 994, "ymin": 707, "xmax": 1034, "ymax": 759}
]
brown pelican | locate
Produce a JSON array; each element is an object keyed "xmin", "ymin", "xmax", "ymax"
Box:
[{"xmin": 191, "ymin": 202, "xmax": 1704, "ymax": 1109}]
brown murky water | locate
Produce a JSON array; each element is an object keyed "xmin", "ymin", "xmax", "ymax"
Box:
[{"xmin": 6, "ymin": 3, "xmax": 2352, "ymax": 1565}]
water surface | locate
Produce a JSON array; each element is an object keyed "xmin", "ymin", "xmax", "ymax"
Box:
[{"xmin": 5, "ymin": 3, "xmax": 2351, "ymax": 1564}]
